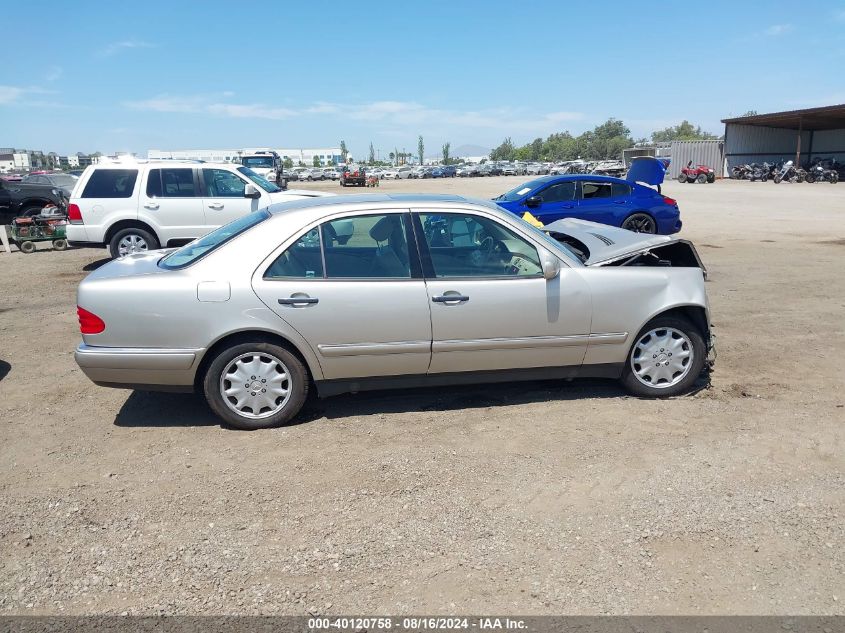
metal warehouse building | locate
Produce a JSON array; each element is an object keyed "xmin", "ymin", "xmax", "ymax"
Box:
[{"xmin": 722, "ymin": 104, "xmax": 845, "ymax": 171}]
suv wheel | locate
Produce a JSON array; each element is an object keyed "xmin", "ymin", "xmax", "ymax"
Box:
[
  {"xmin": 204, "ymin": 342, "xmax": 309, "ymax": 430},
  {"xmin": 109, "ymin": 227, "xmax": 160, "ymax": 258},
  {"xmin": 620, "ymin": 316, "xmax": 706, "ymax": 398}
]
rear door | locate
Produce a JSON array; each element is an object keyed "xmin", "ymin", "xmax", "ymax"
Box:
[
  {"xmin": 141, "ymin": 168, "xmax": 205, "ymax": 243},
  {"xmin": 575, "ymin": 180, "xmax": 617, "ymax": 225},
  {"xmin": 252, "ymin": 210, "xmax": 432, "ymax": 380},
  {"xmin": 200, "ymin": 167, "xmax": 262, "ymax": 228}
]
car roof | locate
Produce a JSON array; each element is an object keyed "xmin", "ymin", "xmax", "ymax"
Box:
[
  {"xmin": 527, "ymin": 174, "xmax": 628, "ymax": 185},
  {"xmin": 267, "ymin": 193, "xmax": 472, "ymax": 215}
]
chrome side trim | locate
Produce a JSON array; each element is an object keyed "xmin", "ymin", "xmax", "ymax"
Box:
[
  {"xmin": 433, "ymin": 335, "xmax": 589, "ymax": 353},
  {"xmin": 587, "ymin": 332, "xmax": 628, "ymax": 345},
  {"xmin": 75, "ymin": 344, "xmax": 199, "ymax": 370},
  {"xmin": 317, "ymin": 341, "xmax": 431, "ymax": 357}
]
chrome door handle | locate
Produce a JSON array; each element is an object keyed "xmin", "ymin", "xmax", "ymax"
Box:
[
  {"xmin": 144, "ymin": 203, "xmax": 159, "ymax": 210},
  {"xmin": 278, "ymin": 297, "xmax": 319, "ymax": 305},
  {"xmin": 432, "ymin": 294, "xmax": 469, "ymax": 303},
  {"xmin": 208, "ymin": 203, "xmax": 224, "ymax": 210}
]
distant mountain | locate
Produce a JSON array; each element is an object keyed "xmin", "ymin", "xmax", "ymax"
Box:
[{"xmin": 453, "ymin": 144, "xmax": 491, "ymax": 157}]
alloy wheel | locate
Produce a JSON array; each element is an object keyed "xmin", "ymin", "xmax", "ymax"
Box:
[
  {"xmin": 117, "ymin": 234, "xmax": 149, "ymax": 256},
  {"xmin": 629, "ymin": 327, "xmax": 694, "ymax": 389}
]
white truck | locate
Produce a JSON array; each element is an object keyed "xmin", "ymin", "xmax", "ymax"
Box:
[{"xmin": 239, "ymin": 150, "xmax": 286, "ymax": 188}]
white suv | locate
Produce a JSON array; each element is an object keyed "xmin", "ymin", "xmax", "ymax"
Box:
[{"xmin": 66, "ymin": 161, "xmax": 332, "ymax": 258}]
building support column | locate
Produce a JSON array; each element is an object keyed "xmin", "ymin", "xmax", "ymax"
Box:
[{"xmin": 795, "ymin": 118, "xmax": 803, "ymax": 166}]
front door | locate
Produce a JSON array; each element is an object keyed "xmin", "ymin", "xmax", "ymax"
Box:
[
  {"xmin": 141, "ymin": 167, "xmax": 205, "ymax": 243},
  {"xmin": 414, "ymin": 210, "xmax": 592, "ymax": 374},
  {"xmin": 200, "ymin": 168, "xmax": 262, "ymax": 228},
  {"xmin": 525, "ymin": 180, "xmax": 577, "ymax": 224},
  {"xmin": 252, "ymin": 211, "xmax": 432, "ymax": 380}
]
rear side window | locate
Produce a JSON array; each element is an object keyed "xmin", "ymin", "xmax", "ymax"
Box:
[
  {"xmin": 580, "ymin": 182, "xmax": 612, "ymax": 199},
  {"xmin": 611, "ymin": 182, "xmax": 631, "ymax": 197},
  {"xmin": 146, "ymin": 168, "xmax": 196, "ymax": 198},
  {"xmin": 81, "ymin": 169, "xmax": 138, "ymax": 198}
]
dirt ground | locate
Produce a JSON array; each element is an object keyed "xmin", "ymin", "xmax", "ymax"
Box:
[{"xmin": 0, "ymin": 176, "xmax": 843, "ymax": 615}]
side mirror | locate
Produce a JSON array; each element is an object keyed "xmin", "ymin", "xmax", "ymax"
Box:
[
  {"xmin": 525, "ymin": 195, "xmax": 542, "ymax": 208},
  {"xmin": 244, "ymin": 184, "xmax": 261, "ymax": 199},
  {"xmin": 539, "ymin": 248, "xmax": 561, "ymax": 281}
]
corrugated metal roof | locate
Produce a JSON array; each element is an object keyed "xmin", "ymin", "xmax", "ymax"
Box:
[{"xmin": 722, "ymin": 104, "xmax": 845, "ymax": 131}]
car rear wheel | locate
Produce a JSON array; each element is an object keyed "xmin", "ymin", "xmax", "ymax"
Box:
[
  {"xmin": 204, "ymin": 342, "xmax": 309, "ymax": 430},
  {"xmin": 109, "ymin": 227, "xmax": 159, "ymax": 259},
  {"xmin": 677, "ymin": 174, "xmax": 687, "ymax": 183},
  {"xmin": 621, "ymin": 316, "xmax": 706, "ymax": 398},
  {"xmin": 696, "ymin": 173, "xmax": 707, "ymax": 184},
  {"xmin": 621, "ymin": 213, "xmax": 657, "ymax": 234}
]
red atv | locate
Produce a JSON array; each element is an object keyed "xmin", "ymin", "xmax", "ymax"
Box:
[{"xmin": 677, "ymin": 160, "xmax": 716, "ymax": 184}]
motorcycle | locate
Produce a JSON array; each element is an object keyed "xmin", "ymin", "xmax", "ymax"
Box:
[
  {"xmin": 748, "ymin": 162, "xmax": 770, "ymax": 182},
  {"xmin": 731, "ymin": 164, "xmax": 751, "ymax": 180},
  {"xmin": 773, "ymin": 161, "xmax": 804, "ymax": 184},
  {"xmin": 804, "ymin": 159, "xmax": 839, "ymax": 184}
]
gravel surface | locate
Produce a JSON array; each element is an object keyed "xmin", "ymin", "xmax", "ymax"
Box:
[{"xmin": 0, "ymin": 177, "xmax": 843, "ymax": 615}]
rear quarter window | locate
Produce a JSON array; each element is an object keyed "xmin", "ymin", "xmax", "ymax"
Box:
[{"xmin": 81, "ymin": 169, "xmax": 138, "ymax": 198}]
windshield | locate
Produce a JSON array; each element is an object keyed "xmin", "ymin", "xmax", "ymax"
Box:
[
  {"xmin": 493, "ymin": 178, "xmax": 549, "ymax": 201},
  {"xmin": 241, "ymin": 156, "xmax": 274, "ymax": 169},
  {"xmin": 237, "ymin": 166, "xmax": 280, "ymax": 193},
  {"xmin": 160, "ymin": 210, "xmax": 270, "ymax": 269}
]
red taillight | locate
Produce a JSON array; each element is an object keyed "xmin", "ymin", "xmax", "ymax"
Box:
[
  {"xmin": 67, "ymin": 203, "xmax": 83, "ymax": 223},
  {"xmin": 77, "ymin": 306, "xmax": 105, "ymax": 334},
  {"xmin": 663, "ymin": 196, "xmax": 677, "ymax": 207}
]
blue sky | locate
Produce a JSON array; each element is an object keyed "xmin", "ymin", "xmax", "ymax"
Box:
[{"xmin": 2, "ymin": 0, "xmax": 844, "ymax": 157}]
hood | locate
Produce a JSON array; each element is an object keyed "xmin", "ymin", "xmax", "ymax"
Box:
[
  {"xmin": 626, "ymin": 156, "xmax": 668, "ymax": 186},
  {"xmin": 267, "ymin": 189, "xmax": 334, "ymax": 203},
  {"xmin": 543, "ymin": 218, "xmax": 672, "ymax": 265}
]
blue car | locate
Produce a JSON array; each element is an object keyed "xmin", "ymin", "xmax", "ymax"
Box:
[{"xmin": 492, "ymin": 157, "xmax": 681, "ymax": 234}]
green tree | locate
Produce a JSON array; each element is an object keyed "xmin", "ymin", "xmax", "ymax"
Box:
[
  {"xmin": 741, "ymin": 110, "xmax": 758, "ymax": 117},
  {"xmin": 340, "ymin": 140, "xmax": 348, "ymax": 163},
  {"xmin": 651, "ymin": 120, "xmax": 718, "ymax": 143},
  {"xmin": 368, "ymin": 142, "xmax": 375, "ymax": 164},
  {"xmin": 441, "ymin": 142, "xmax": 451, "ymax": 165},
  {"xmin": 489, "ymin": 137, "xmax": 516, "ymax": 161},
  {"xmin": 418, "ymin": 135, "xmax": 425, "ymax": 165},
  {"xmin": 283, "ymin": 157, "xmax": 293, "ymax": 169},
  {"xmin": 388, "ymin": 151, "xmax": 395, "ymax": 165},
  {"xmin": 312, "ymin": 155, "xmax": 321, "ymax": 167}
]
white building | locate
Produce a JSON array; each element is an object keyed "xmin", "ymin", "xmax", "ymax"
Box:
[{"xmin": 148, "ymin": 147, "xmax": 343, "ymax": 166}]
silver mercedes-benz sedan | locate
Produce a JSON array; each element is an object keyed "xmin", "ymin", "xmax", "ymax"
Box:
[{"xmin": 74, "ymin": 194, "xmax": 714, "ymax": 430}]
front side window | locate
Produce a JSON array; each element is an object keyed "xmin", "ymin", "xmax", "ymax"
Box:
[
  {"xmin": 580, "ymin": 181, "xmax": 612, "ymax": 199},
  {"xmin": 322, "ymin": 214, "xmax": 411, "ymax": 278},
  {"xmin": 238, "ymin": 166, "xmax": 280, "ymax": 192},
  {"xmin": 419, "ymin": 212, "xmax": 542, "ymax": 278},
  {"xmin": 537, "ymin": 181, "xmax": 576, "ymax": 203},
  {"xmin": 202, "ymin": 168, "xmax": 247, "ymax": 197},
  {"xmin": 81, "ymin": 169, "xmax": 138, "ymax": 198}
]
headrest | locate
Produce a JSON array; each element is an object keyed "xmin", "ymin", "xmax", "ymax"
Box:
[{"xmin": 369, "ymin": 215, "xmax": 399, "ymax": 242}]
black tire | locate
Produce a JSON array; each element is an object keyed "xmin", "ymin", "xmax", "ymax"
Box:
[
  {"xmin": 19, "ymin": 240, "xmax": 36, "ymax": 254},
  {"xmin": 203, "ymin": 341, "xmax": 309, "ymax": 430},
  {"xmin": 830, "ymin": 173, "xmax": 839, "ymax": 184},
  {"xmin": 774, "ymin": 176, "xmax": 782, "ymax": 184},
  {"xmin": 620, "ymin": 315, "xmax": 706, "ymax": 398},
  {"xmin": 760, "ymin": 174, "xmax": 768, "ymax": 182},
  {"xmin": 108, "ymin": 227, "xmax": 159, "ymax": 259},
  {"xmin": 53, "ymin": 238, "xmax": 68, "ymax": 250},
  {"xmin": 696, "ymin": 173, "xmax": 707, "ymax": 184},
  {"xmin": 677, "ymin": 174, "xmax": 687, "ymax": 183},
  {"xmin": 805, "ymin": 174, "xmax": 816, "ymax": 184},
  {"xmin": 621, "ymin": 212, "xmax": 657, "ymax": 234},
  {"xmin": 707, "ymin": 173, "xmax": 715, "ymax": 183}
]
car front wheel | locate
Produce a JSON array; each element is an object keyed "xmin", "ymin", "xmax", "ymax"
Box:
[
  {"xmin": 203, "ymin": 342, "xmax": 309, "ymax": 430},
  {"xmin": 620, "ymin": 316, "xmax": 706, "ymax": 398}
]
